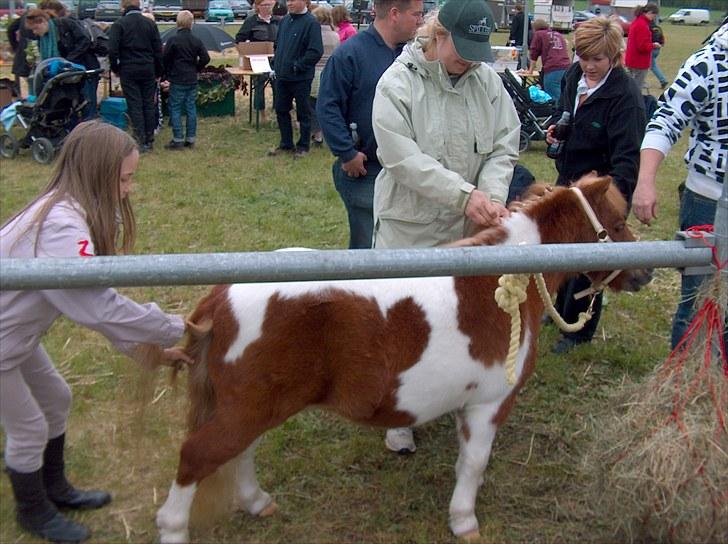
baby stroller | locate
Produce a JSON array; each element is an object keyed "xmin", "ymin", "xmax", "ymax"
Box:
[
  {"xmin": 0, "ymin": 58, "xmax": 103, "ymax": 164},
  {"xmin": 499, "ymin": 69, "xmax": 560, "ymax": 153}
]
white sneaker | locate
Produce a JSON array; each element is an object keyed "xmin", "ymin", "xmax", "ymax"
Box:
[{"xmin": 385, "ymin": 427, "xmax": 416, "ymax": 454}]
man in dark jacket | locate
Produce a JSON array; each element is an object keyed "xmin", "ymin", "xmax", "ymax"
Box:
[
  {"xmin": 268, "ymin": 0, "xmax": 322, "ymax": 158},
  {"xmin": 108, "ymin": 0, "xmax": 163, "ymax": 152},
  {"xmin": 162, "ymin": 10, "xmax": 210, "ymax": 150},
  {"xmin": 508, "ymin": 3, "xmax": 531, "ymax": 47}
]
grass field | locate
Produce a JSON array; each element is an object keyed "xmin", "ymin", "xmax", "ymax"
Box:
[{"xmin": 0, "ymin": 21, "xmax": 721, "ymax": 544}]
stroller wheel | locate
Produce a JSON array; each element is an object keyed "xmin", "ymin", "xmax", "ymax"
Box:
[
  {"xmin": 31, "ymin": 137, "xmax": 55, "ymax": 164},
  {"xmin": 0, "ymin": 133, "xmax": 19, "ymax": 159},
  {"xmin": 519, "ymin": 130, "xmax": 530, "ymax": 153}
]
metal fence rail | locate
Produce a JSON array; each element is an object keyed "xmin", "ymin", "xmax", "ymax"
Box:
[{"xmin": 0, "ymin": 241, "xmax": 714, "ymax": 291}]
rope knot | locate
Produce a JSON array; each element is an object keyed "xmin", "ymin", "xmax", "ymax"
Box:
[{"xmin": 495, "ymin": 274, "xmax": 530, "ymax": 386}]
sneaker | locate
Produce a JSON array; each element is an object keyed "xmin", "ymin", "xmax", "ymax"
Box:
[
  {"xmin": 184, "ymin": 141, "xmax": 195, "ymax": 149},
  {"xmin": 660, "ymin": 81, "xmax": 669, "ymax": 90},
  {"xmin": 164, "ymin": 141, "xmax": 185, "ymax": 150},
  {"xmin": 385, "ymin": 427, "xmax": 416, "ymax": 454},
  {"xmin": 267, "ymin": 146, "xmax": 294, "ymax": 157},
  {"xmin": 293, "ymin": 149, "xmax": 309, "ymax": 159}
]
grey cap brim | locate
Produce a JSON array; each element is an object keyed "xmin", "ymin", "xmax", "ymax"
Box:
[{"xmin": 452, "ymin": 33, "xmax": 494, "ymax": 63}]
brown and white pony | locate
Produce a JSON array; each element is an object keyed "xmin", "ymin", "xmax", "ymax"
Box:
[{"xmin": 156, "ymin": 176, "xmax": 651, "ymax": 542}]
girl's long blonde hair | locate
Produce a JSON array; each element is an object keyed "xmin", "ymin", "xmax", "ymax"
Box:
[{"xmin": 7, "ymin": 121, "xmax": 139, "ymax": 256}]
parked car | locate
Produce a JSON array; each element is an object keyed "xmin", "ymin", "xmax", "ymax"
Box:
[
  {"xmin": 667, "ymin": 8, "xmax": 710, "ymax": 25},
  {"xmin": 94, "ymin": 0, "xmax": 121, "ymax": 21},
  {"xmin": 0, "ymin": 0, "xmax": 28, "ymax": 17},
  {"xmin": 206, "ymin": 0, "xmax": 234, "ymax": 22},
  {"xmin": 572, "ymin": 10, "xmax": 595, "ymax": 24},
  {"xmin": 229, "ymin": 0, "xmax": 250, "ymax": 19},
  {"xmin": 76, "ymin": 0, "xmax": 97, "ymax": 19},
  {"xmin": 574, "ymin": 13, "xmax": 629, "ymax": 36},
  {"xmin": 153, "ymin": 0, "xmax": 182, "ymax": 21}
]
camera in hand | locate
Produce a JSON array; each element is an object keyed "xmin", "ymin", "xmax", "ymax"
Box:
[{"xmin": 546, "ymin": 111, "xmax": 571, "ymax": 159}]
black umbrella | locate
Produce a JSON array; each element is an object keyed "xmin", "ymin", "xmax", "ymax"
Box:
[{"xmin": 160, "ymin": 24, "xmax": 236, "ymax": 52}]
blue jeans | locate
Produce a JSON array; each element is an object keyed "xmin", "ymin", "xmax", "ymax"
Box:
[
  {"xmin": 671, "ymin": 188, "xmax": 725, "ymax": 349},
  {"xmin": 543, "ymin": 69, "xmax": 565, "ymax": 103},
  {"xmin": 168, "ymin": 83, "xmax": 198, "ymax": 143},
  {"xmin": 650, "ymin": 48, "xmax": 668, "ymax": 86},
  {"xmin": 333, "ymin": 159, "xmax": 377, "ymax": 249},
  {"xmin": 82, "ymin": 75, "xmax": 99, "ymax": 120}
]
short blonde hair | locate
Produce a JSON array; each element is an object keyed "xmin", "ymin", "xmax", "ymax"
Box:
[
  {"xmin": 417, "ymin": 8, "xmax": 448, "ymax": 53},
  {"xmin": 532, "ymin": 18, "xmax": 548, "ymax": 31},
  {"xmin": 314, "ymin": 6, "xmax": 334, "ymax": 29},
  {"xmin": 177, "ymin": 9, "xmax": 194, "ymax": 28},
  {"xmin": 574, "ymin": 16, "xmax": 624, "ymax": 67}
]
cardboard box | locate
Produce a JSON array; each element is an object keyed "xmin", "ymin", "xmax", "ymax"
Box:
[{"xmin": 236, "ymin": 41, "xmax": 274, "ymax": 72}]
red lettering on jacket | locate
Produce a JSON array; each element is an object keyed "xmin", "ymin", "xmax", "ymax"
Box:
[{"xmin": 77, "ymin": 240, "xmax": 93, "ymax": 257}]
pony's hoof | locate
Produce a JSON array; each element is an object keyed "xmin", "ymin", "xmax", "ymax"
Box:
[
  {"xmin": 258, "ymin": 501, "xmax": 278, "ymax": 517},
  {"xmin": 459, "ymin": 530, "xmax": 481, "ymax": 541}
]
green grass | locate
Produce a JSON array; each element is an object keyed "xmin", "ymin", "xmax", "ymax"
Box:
[{"xmin": 0, "ymin": 23, "xmax": 711, "ymax": 544}]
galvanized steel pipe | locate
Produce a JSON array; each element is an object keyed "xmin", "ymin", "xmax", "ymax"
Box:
[{"xmin": 0, "ymin": 241, "xmax": 713, "ymax": 290}]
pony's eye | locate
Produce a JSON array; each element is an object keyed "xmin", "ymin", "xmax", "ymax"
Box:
[{"xmin": 614, "ymin": 222, "xmax": 625, "ymax": 232}]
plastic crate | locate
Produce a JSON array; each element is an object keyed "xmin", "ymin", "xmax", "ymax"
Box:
[{"xmin": 99, "ymin": 97, "xmax": 128, "ymax": 129}]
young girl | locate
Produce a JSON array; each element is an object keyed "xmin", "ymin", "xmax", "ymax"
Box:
[{"xmin": 0, "ymin": 121, "xmax": 191, "ymax": 543}]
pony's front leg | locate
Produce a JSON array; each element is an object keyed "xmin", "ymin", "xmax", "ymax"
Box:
[
  {"xmin": 449, "ymin": 403, "xmax": 500, "ymax": 540},
  {"xmin": 236, "ymin": 438, "xmax": 278, "ymax": 517},
  {"xmin": 156, "ymin": 481, "xmax": 198, "ymax": 544}
]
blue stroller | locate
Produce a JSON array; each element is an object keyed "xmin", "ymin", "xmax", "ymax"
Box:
[{"xmin": 0, "ymin": 58, "xmax": 103, "ymax": 164}]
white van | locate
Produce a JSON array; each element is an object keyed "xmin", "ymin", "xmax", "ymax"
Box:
[{"xmin": 667, "ymin": 8, "xmax": 711, "ymax": 25}]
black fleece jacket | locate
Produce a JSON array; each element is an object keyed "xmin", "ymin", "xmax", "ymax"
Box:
[
  {"xmin": 554, "ymin": 63, "xmax": 646, "ymax": 202},
  {"xmin": 52, "ymin": 17, "xmax": 100, "ymax": 70},
  {"xmin": 107, "ymin": 7, "xmax": 163, "ymax": 78},
  {"xmin": 163, "ymin": 28, "xmax": 210, "ymax": 85}
]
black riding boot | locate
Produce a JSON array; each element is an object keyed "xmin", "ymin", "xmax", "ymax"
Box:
[
  {"xmin": 43, "ymin": 434, "xmax": 112, "ymax": 510},
  {"xmin": 5, "ymin": 466, "xmax": 90, "ymax": 543}
]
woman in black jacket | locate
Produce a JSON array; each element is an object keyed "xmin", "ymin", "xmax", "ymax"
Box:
[
  {"xmin": 546, "ymin": 17, "xmax": 645, "ymax": 354},
  {"xmin": 235, "ymin": 0, "xmax": 279, "ymax": 123},
  {"xmin": 24, "ymin": 8, "xmax": 100, "ymax": 119}
]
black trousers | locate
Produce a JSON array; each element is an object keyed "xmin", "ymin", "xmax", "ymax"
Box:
[
  {"xmin": 273, "ymin": 78, "xmax": 312, "ymax": 152},
  {"xmin": 554, "ymin": 275, "xmax": 603, "ymax": 342},
  {"xmin": 120, "ymin": 74, "xmax": 158, "ymax": 146}
]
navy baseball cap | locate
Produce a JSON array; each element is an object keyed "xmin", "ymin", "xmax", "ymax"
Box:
[{"xmin": 438, "ymin": 0, "xmax": 495, "ymax": 63}]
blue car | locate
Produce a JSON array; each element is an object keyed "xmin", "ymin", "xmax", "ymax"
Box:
[{"xmin": 206, "ymin": 0, "xmax": 234, "ymax": 22}]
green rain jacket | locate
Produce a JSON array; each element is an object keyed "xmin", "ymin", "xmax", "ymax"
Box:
[{"xmin": 372, "ymin": 39, "xmax": 520, "ymax": 248}]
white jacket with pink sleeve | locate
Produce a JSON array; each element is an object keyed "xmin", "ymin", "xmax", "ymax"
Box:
[{"xmin": 0, "ymin": 194, "xmax": 185, "ymax": 371}]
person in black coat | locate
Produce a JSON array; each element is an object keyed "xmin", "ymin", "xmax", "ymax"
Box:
[
  {"xmin": 546, "ymin": 17, "xmax": 645, "ymax": 354},
  {"xmin": 508, "ymin": 3, "xmax": 531, "ymax": 47},
  {"xmin": 162, "ymin": 10, "xmax": 210, "ymax": 150},
  {"xmin": 25, "ymin": 9, "xmax": 100, "ymax": 118},
  {"xmin": 8, "ymin": 13, "xmax": 33, "ymax": 97},
  {"xmin": 235, "ymin": 0, "xmax": 279, "ymax": 123},
  {"xmin": 108, "ymin": 0, "xmax": 163, "ymax": 152}
]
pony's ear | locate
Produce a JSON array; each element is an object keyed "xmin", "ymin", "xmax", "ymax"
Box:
[{"xmin": 575, "ymin": 174, "xmax": 612, "ymax": 198}]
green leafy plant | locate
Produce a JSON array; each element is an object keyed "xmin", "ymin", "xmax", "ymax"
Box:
[{"xmin": 196, "ymin": 65, "xmax": 238, "ymax": 106}]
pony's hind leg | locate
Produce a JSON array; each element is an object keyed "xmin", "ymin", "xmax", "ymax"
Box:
[
  {"xmin": 157, "ymin": 414, "xmax": 271, "ymax": 544},
  {"xmin": 448, "ymin": 403, "xmax": 500, "ymax": 540},
  {"xmin": 235, "ymin": 437, "xmax": 277, "ymax": 517}
]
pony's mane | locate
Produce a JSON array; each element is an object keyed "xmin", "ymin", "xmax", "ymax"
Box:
[{"xmin": 449, "ymin": 175, "xmax": 623, "ymax": 248}]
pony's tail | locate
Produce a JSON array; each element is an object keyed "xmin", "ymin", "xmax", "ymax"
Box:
[
  {"xmin": 185, "ymin": 316, "xmax": 216, "ymax": 433},
  {"xmin": 183, "ymin": 303, "xmax": 240, "ymax": 528}
]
